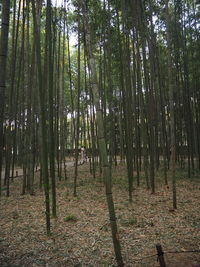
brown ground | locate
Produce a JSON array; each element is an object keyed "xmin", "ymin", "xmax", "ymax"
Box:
[{"xmin": 0, "ymin": 163, "xmax": 200, "ymax": 267}]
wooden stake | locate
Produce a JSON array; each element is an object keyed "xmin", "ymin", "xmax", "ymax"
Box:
[{"xmin": 156, "ymin": 244, "xmax": 166, "ymax": 267}]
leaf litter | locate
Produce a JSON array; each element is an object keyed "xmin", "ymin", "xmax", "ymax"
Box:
[{"xmin": 0, "ymin": 163, "xmax": 200, "ymax": 266}]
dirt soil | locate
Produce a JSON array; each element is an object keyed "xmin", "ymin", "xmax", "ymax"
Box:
[{"xmin": 0, "ymin": 163, "xmax": 200, "ymax": 267}]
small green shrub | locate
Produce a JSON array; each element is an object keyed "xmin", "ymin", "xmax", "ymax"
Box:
[
  {"xmin": 128, "ymin": 217, "xmax": 137, "ymax": 225},
  {"xmin": 63, "ymin": 214, "xmax": 78, "ymax": 222},
  {"xmin": 121, "ymin": 216, "xmax": 137, "ymax": 226},
  {"xmin": 191, "ymin": 218, "xmax": 200, "ymax": 228}
]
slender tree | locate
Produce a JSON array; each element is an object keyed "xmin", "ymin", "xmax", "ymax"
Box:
[
  {"xmin": 165, "ymin": 0, "xmax": 177, "ymax": 209},
  {"xmin": 0, "ymin": 0, "xmax": 11, "ymax": 196},
  {"xmin": 46, "ymin": 0, "xmax": 57, "ymax": 218},
  {"xmin": 81, "ymin": 1, "xmax": 124, "ymax": 266},
  {"xmin": 74, "ymin": 0, "xmax": 81, "ymax": 196},
  {"xmin": 31, "ymin": 0, "xmax": 51, "ymax": 235}
]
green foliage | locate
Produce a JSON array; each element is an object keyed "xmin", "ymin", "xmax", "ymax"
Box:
[
  {"xmin": 121, "ymin": 216, "xmax": 137, "ymax": 226},
  {"xmin": 63, "ymin": 214, "xmax": 78, "ymax": 222},
  {"xmin": 113, "ymin": 176, "xmax": 129, "ymax": 190},
  {"xmin": 191, "ymin": 218, "xmax": 200, "ymax": 228},
  {"xmin": 1, "ymin": 187, "xmax": 6, "ymax": 191}
]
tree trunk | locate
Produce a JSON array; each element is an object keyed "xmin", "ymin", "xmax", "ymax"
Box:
[
  {"xmin": 81, "ymin": 2, "xmax": 124, "ymax": 266},
  {"xmin": 31, "ymin": 0, "xmax": 51, "ymax": 235},
  {"xmin": 165, "ymin": 0, "xmax": 177, "ymax": 209},
  {"xmin": 0, "ymin": 0, "xmax": 11, "ymax": 196}
]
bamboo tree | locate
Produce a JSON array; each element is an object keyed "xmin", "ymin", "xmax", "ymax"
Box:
[
  {"xmin": 81, "ymin": 1, "xmax": 124, "ymax": 266},
  {"xmin": 116, "ymin": 2, "xmax": 134, "ymax": 202},
  {"xmin": 26, "ymin": 0, "xmax": 36, "ymax": 195},
  {"xmin": 31, "ymin": 0, "xmax": 51, "ymax": 234},
  {"xmin": 0, "ymin": 0, "xmax": 11, "ymax": 196},
  {"xmin": 135, "ymin": 30, "xmax": 150, "ymax": 189},
  {"xmin": 106, "ymin": 1, "xmax": 115, "ymax": 169},
  {"xmin": 4, "ymin": 0, "xmax": 21, "ymax": 197},
  {"xmin": 4, "ymin": 5, "xmax": 16, "ymax": 194},
  {"xmin": 19, "ymin": 0, "xmax": 27, "ymax": 195},
  {"xmin": 46, "ymin": 0, "xmax": 57, "ymax": 218},
  {"xmin": 165, "ymin": 0, "xmax": 177, "ymax": 209},
  {"xmin": 74, "ymin": 1, "xmax": 81, "ymax": 196},
  {"xmin": 66, "ymin": 9, "xmax": 75, "ymax": 154},
  {"xmin": 60, "ymin": 0, "xmax": 67, "ymax": 180}
]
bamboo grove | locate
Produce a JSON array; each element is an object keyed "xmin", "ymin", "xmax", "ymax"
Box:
[{"xmin": 0, "ymin": 0, "xmax": 200, "ymax": 265}]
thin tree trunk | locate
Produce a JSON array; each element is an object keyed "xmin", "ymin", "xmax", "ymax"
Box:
[
  {"xmin": 81, "ymin": 2, "xmax": 124, "ymax": 266},
  {"xmin": 46, "ymin": 0, "xmax": 57, "ymax": 218},
  {"xmin": 31, "ymin": 0, "xmax": 51, "ymax": 235},
  {"xmin": 0, "ymin": 0, "xmax": 11, "ymax": 196},
  {"xmin": 165, "ymin": 0, "xmax": 177, "ymax": 209},
  {"xmin": 74, "ymin": 2, "xmax": 81, "ymax": 196}
]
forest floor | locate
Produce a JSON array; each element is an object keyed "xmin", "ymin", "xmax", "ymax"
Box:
[{"xmin": 0, "ymin": 161, "xmax": 200, "ymax": 267}]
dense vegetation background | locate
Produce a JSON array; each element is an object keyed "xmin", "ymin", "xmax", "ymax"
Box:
[{"xmin": 0, "ymin": 0, "xmax": 200, "ymax": 266}]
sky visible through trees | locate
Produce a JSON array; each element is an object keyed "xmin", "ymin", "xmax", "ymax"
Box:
[{"xmin": 52, "ymin": 0, "xmax": 63, "ymax": 6}]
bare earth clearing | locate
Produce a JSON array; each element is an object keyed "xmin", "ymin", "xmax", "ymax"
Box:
[{"xmin": 0, "ymin": 163, "xmax": 200, "ymax": 266}]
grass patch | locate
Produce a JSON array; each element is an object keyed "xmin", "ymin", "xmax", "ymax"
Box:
[
  {"xmin": 113, "ymin": 176, "xmax": 129, "ymax": 190},
  {"xmin": 63, "ymin": 214, "xmax": 78, "ymax": 222},
  {"xmin": 191, "ymin": 218, "xmax": 200, "ymax": 228},
  {"xmin": 121, "ymin": 216, "xmax": 137, "ymax": 226}
]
